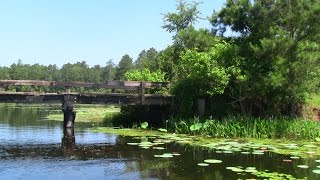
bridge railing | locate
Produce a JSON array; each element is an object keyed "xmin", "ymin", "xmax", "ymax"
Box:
[
  {"xmin": 0, "ymin": 80, "xmax": 172, "ymax": 105},
  {"xmin": 0, "ymin": 80, "xmax": 170, "ymax": 89}
]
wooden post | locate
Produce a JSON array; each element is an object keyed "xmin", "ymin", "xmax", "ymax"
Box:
[
  {"xmin": 140, "ymin": 81, "xmax": 145, "ymax": 105},
  {"xmin": 62, "ymin": 95, "xmax": 76, "ymax": 128}
]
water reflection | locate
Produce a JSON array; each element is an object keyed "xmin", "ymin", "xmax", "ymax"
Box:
[{"xmin": 62, "ymin": 128, "xmax": 76, "ymax": 157}]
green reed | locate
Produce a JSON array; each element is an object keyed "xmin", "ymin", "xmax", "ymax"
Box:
[{"xmin": 171, "ymin": 117, "xmax": 320, "ymax": 140}]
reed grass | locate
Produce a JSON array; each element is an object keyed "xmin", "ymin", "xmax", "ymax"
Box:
[{"xmin": 171, "ymin": 117, "xmax": 320, "ymax": 140}]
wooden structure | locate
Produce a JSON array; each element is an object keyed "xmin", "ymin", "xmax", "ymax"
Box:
[{"xmin": 0, "ymin": 80, "xmax": 173, "ymax": 128}]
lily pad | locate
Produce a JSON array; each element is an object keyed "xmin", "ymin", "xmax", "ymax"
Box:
[
  {"xmin": 245, "ymin": 169, "xmax": 258, "ymax": 173},
  {"xmin": 226, "ymin": 167, "xmax": 244, "ymax": 172},
  {"xmin": 197, "ymin": 163, "xmax": 209, "ymax": 167},
  {"xmin": 303, "ymin": 144, "xmax": 317, "ymax": 148},
  {"xmin": 290, "ymin": 156, "xmax": 300, "ymax": 159},
  {"xmin": 315, "ymin": 137, "xmax": 320, "ymax": 142},
  {"xmin": 204, "ymin": 159, "xmax": 223, "ymax": 164},
  {"xmin": 155, "ymin": 153, "xmax": 174, "ymax": 158},
  {"xmin": 158, "ymin": 128, "xmax": 167, "ymax": 132},
  {"xmin": 153, "ymin": 147, "xmax": 165, "ymax": 150},
  {"xmin": 241, "ymin": 151, "xmax": 250, "ymax": 154},
  {"xmin": 127, "ymin": 142, "xmax": 139, "ymax": 145},
  {"xmin": 315, "ymin": 160, "xmax": 320, "ymax": 163},
  {"xmin": 297, "ymin": 165, "xmax": 309, "ymax": 169},
  {"xmin": 312, "ymin": 170, "xmax": 320, "ymax": 174}
]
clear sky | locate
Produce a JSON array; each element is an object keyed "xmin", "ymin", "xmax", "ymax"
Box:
[{"xmin": 0, "ymin": 0, "xmax": 225, "ymax": 67}]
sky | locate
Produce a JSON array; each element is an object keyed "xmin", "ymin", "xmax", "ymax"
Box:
[{"xmin": 0, "ymin": 0, "xmax": 226, "ymax": 67}]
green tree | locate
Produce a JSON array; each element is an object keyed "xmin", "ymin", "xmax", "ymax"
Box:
[
  {"xmin": 0, "ymin": 66, "xmax": 10, "ymax": 80},
  {"xmin": 115, "ymin": 54, "xmax": 133, "ymax": 80},
  {"xmin": 102, "ymin": 60, "xmax": 116, "ymax": 81},
  {"xmin": 174, "ymin": 42, "xmax": 244, "ymax": 116},
  {"xmin": 162, "ymin": 0, "xmax": 200, "ymax": 34},
  {"xmin": 160, "ymin": 0, "xmax": 202, "ymax": 81},
  {"xmin": 211, "ymin": 0, "xmax": 320, "ymax": 116},
  {"xmin": 135, "ymin": 48, "xmax": 159, "ymax": 71}
]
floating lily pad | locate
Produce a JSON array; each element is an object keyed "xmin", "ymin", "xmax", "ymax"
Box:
[
  {"xmin": 161, "ymin": 153, "xmax": 173, "ymax": 157},
  {"xmin": 252, "ymin": 151, "xmax": 264, "ymax": 155},
  {"xmin": 315, "ymin": 160, "xmax": 320, "ymax": 163},
  {"xmin": 312, "ymin": 170, "xmax": 320, "ymax": 174},
  {"xmin": 139, "ymin": 146, "xmax": 150, "ymax": 149},
  {"xmin": 245, "ymin": 169, "xmax": 258, "ymax": 173},
  {"xmin": 127, "ymin": 142, "xmax": 139, "ymax": 145},
  {"xmin": 153, "ymin": 147, "xmax": 165, "ymax": 150},
  {"xmin": 154, "ymin": 153, "xmax": 173, "ymax": 158},
  {"xmin": 290, "ymin": 156, "xmax": 300, "ymax": 159},
  {"xmin": 226, "ymin": 167, "xmax": 244, "ymax": 172},
  {"xmin": 317, "ymin": 166, "xmax": 320, "ymax": 168},
  {"xmin": 197, "ymin": 163, "xmax": 209, "ymax": 167},
  {"xmin": 172, "ymin": 152, "xmax": 181, "ymax": 156},
  {"xmin": 307, "ymin": 151, "xmax": 316, "ymax": 155},
  {"xmin": 241, "ymin": 151, "xmax": 250, "ymax": 154},
  {"xmin": 223, "ymin": 151, "xmax": 233, "ymax": 154},
  {"xmin": 204, "ymin": 159, "xmax": 223, "ymax": 164},
  {"xmin": 304, "ymin": 144, "xmax": 317, "ymax": 148},
  {"xmin": 297, "ymin": 165, "xmax": 309, "ymax": 169},
  {"xmin": 315, "ymin": 137, "xmax": 320, "ymax": 142}
]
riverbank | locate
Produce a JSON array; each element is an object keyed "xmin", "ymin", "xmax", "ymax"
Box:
[{"xmin": 93, "ymin": 127, "xmax": 320, "ymax": 158}]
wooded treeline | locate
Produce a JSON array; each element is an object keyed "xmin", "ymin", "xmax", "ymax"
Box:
[{"xmin": 0, "ymin": 0, "xmax": 319, "ymax": 118}]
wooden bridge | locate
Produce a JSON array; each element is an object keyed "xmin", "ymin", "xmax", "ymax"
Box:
[{"xmin": 0, "ymin": 80, "xmax": 173, "ymax": 128}]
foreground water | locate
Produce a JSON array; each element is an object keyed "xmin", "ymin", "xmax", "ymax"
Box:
[{"xmin": 0, "ymin": 104, "xmax": 319, "ymax": 179}]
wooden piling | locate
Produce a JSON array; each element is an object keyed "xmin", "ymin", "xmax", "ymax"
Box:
[{"xmin": 62, "ymin": 95, "xmax": 76, "ymax": 128}]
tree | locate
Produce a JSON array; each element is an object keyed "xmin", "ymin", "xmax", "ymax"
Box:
[
  {"xmin": 135, "ymin": 48, "xmax": 159, "ymax": 71},
  {"xmin": 210, "ymin": 0, "xmax": 320, "ymax": 116},
  {"xmin": 160, "ymin": 0, "xmax": 204, "ymax": 81},
  {"xmin": 162, "ymin": 0, "xmax": 201, "ymax": 34},
  {"xmin": 173, "ymin": 41, "xmax": 244, "ymax": 116},
  {"xmin": 102, "ymin": 60, "xmax": 116, "ymax": 81},
  {"xmin": 0, "ymin": 66, "xmax": 10, "ymax": 80},
  {"xmin": 115, "ymin": 54, "xmax": 133, "ymax": 80}
]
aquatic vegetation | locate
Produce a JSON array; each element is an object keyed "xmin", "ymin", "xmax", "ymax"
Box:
[
  {"xmin": 93, "ymin": 127, "xmax": 320, "ymax": 157},
  {"xmin": 203, "ymin": 159, "xmax": 222, "ymax": 164},
  {"xmin": 297, "ymin": 165, "xmax": 309, "ymax": 169},
  {"xmin": 46, "ymin": 105, "xmax": 120, "ymax": 122},
  {"xmin": 197, "ymin": 163, "xmax": 209, "ymax": 167},
  {"xmin": 252, "ymin": 171, "xmax": 297, "ymax": 179},
  {"xmin": 140, "ymin": 122, "xmax": 149, "ymax": 129},
  {"xmin": 171, "ymin": 117, "xmax": 320, "ymax": 140},
  {"xmin": 312, "ymin": 170, "xmax": 320, "ymax": 174}
]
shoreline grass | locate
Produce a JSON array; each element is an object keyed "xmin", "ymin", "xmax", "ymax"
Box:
[{"xmin": 171, "ymin": 117, "xmax": 320, "ymax": 140}]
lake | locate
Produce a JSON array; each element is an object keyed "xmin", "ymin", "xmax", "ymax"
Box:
[{"xmin": 0, "ymin": 104, "xmax": 319, "ymax": 179}]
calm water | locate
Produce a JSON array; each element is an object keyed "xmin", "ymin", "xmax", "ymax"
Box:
[{"xmin": 0, "ymin": 104, "xmax": 319, "ymax": 179}]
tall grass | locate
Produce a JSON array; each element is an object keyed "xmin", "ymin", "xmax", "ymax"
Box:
[{"xmin": 171, "ymin": 117, "xmax": 320, "ymax": 140}]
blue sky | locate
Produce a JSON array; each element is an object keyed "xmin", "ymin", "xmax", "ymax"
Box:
[{"xmin": 0, "ymin": 0, "xmax": 225, "ymax": 67}]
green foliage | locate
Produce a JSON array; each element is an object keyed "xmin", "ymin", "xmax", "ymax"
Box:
[
  {"xmin": 210, "ymin": 0, "xmax": 320, "ymax": 116},
  {"xmin": 124, "ymin": 69, "xmax": 166, "ymax": 82},
  {"xmin": 140, "ymin": 122, "xmax": 149, "ymax": 129},
  {"xmin": 173, "ymin": 42, "xmax": 245, "ymax": 116}
]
